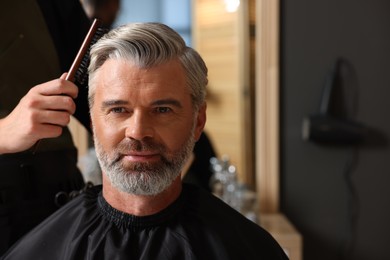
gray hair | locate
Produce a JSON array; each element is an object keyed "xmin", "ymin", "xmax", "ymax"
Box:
[{"xmin": 88, "ymin": 22, "xmax": 208, "ymax": 110}]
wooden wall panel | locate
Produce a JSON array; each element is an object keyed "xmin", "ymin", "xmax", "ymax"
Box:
[
  {"xmin": 255, "ymin": 0, "xmax": 280, "ymax": 212},
  {"xmin": 193, "ymin": 0, "xmax": 254, "ymax": 184}
]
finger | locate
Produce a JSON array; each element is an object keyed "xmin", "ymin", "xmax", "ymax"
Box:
[
  {"xmin": 34, "ymin": 78, "xmax": 78, "ymax": 99},
  {"xmin": 33, "ymin": 123, "xmax": 64, "ymax": 139},
  {"xmin": 21, "ymin": 93, "xmax": 76, "ymax": 116},
  {"xmin": 60, "ymin": 79, "xmax": 79, "ymax": 99},
  {"xmin": 36, "ymin": 110, "xmax": 72, "ymax": 127},
  {"xmin": 54, "ymin": 78, "xmax": 79, "ymax": 99},
  {"xmin": 40, "ymin": 95, "xmax": 77, "ymax": 114}
]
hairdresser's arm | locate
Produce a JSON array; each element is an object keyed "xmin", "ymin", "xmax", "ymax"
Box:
[{"xmin": 0, "ymin": 74, "xmax": 78, "ymax": 154}]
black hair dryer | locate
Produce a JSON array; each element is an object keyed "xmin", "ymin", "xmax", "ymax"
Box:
[{"xmin": 302, "ymin": 59, "xmax": 368, "ymax": 145}]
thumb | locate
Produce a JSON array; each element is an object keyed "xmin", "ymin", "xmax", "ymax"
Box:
[{"xmin": 60, "ymin": 73, "xmax": 68, "ymax": 80}]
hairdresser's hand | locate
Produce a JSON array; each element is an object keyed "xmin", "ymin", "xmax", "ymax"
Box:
[{"xmin": 0, "ymin": 73, "xmax": 78, "ymax": 154}]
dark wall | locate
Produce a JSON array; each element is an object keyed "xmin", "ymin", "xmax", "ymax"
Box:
[{"xmin": 280, "ymin": 1, "xmax": 390, "ymax": 260}]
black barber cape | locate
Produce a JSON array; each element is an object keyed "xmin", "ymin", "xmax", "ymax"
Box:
[{"xmin": 2, "ymin": 184, "xmax": 288, "ymax": 260}]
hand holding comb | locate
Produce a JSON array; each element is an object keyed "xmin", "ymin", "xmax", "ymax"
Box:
[{"xmin": 32, "ymin": 19, "xmax": 107, "ymax": 154}]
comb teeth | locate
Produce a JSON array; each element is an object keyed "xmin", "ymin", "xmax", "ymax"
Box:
[{"xmin": 74, "ymin": 27, "xmax": 108, "ymax": 87}]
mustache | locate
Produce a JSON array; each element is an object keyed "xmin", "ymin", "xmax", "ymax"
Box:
[{"xmin": 111, "ymin": 139, "xmax": 167, "ymax": 164}]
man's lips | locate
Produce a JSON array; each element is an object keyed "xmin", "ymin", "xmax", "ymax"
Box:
[{"xmin": 121, "ymin": 151, "xmax": 161, "ymax": 162}]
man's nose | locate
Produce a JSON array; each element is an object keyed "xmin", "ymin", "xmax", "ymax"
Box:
[{"xmin": 125, "ymin": 112, "xmax": 154, "ymax": 140}]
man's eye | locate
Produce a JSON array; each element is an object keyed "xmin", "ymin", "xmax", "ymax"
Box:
[
  {"xmin": 110, "ymin": 107, "xmax": 126, "ymax": 113},
  {"xmin": 155, "ymin": 107, "xmax": 172, "ymax": 114}
]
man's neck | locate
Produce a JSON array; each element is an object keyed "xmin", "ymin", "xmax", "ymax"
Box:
[{"xmin": 102, "ymin": 174, "xmax": 182, "ymax": 216}]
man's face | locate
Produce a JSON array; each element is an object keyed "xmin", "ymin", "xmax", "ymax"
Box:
[{"xmin": 90, "ymin": 59, "xmax": 206, "ymax": 195}]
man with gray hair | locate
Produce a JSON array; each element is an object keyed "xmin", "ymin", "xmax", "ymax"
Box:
[{"xmin": 2, "ymin": 23, "xmax": 288, "ymax": 260}]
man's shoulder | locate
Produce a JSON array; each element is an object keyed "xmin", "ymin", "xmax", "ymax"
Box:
[
  {"xmin": 32, "ymin": 184, "xmax": 101, "ymax": 231},
  {"xmin": 181, "ymin": 184, "xmax": 288, "ymax": 259},
  {"xmin": 183, "ymin": 183, "xmax": 267, "ymax": 236},
  {"xmin": 1, "ymin": 185, "xmax": 101, "ymax": 259}
]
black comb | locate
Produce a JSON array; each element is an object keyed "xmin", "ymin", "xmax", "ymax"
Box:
[{"xmin": 66, "ymin": 18, "xmax": 108, "ymax": 85}]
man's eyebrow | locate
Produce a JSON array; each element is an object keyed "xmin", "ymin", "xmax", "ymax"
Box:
[
  {"xmin": 151, "ymin": 99, "xmax": 182, "ymax": 108},
  {"xmin": 101, "ymin": 100, "xmax": 128, "ymax": 109},
  {"xmin": 100, "ymin": 99, "xmax": 182, "ymax": 109}
]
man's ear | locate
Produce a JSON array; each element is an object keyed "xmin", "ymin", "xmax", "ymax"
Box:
[{"xmin": 194, "ymin": 103, "xmax": 207, "ymax": 141}]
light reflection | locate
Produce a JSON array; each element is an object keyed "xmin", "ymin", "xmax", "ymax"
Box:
[{"xmin": 223, "ymin": 0, "xmax": 240, "ymax": 12}]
